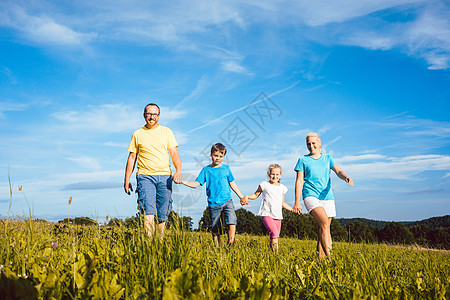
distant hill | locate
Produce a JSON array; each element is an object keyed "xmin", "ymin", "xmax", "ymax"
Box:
[
  {"xmin": 336, "ymin": 218, "xmax": 391, "ymax": 229},
  {"xmin": 336, "ymin": 215, "xmax": 449, "ymax": 230},
  {"xmin": 412, "ymin": 215, "xmax": 450, "ymax": 229}
]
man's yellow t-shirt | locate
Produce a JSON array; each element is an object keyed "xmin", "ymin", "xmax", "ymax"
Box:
[{"xmin": 127, "ymin": 125, "xmax": 178, "ymax": 175}]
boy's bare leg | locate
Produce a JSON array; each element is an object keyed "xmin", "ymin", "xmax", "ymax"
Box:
[{"xmin": 228, "ymin": 224, "xmax": 236, "ymax": 244}]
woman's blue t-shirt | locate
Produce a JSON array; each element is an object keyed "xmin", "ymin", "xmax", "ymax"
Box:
[
  {"xmin": 294, "ymin": 154, "xmax": 336, "ymax": 200},
  {"xmin": 195, "ymin": 164, "xmax": 235, "ymax": 207}
]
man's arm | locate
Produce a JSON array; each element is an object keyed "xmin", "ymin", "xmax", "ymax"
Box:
[
  {"xmin": 169, "ymin": 147, "xmax": 182, "ymax": 184},
  {"xmin": 124, "ymin": 152, "xmax": 137, "ymax": 194},
  {"xmin": 293, "ymin": 171, "xmax": 303, "ymax": 213}
]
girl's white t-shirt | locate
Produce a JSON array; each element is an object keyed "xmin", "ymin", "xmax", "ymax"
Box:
[{"xmin": 257, "ymin": 181, "xmax": 288, "ymax": 219}]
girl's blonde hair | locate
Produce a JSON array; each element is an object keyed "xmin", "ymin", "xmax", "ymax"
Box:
[
  {"xmin": 267, "ymin": 164, "xmax": 282, "ymax": 183},
  {"xmin": 306, "ymin": 132, "xmax": 321, "ymax": 145}
]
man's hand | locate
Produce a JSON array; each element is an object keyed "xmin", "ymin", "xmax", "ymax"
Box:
[
  {"xmin": 124, "ymin": 181, "xmax": 133, "ymax": 195},
  {"xmin": 172, "ymin": 171, "xmax": 182, "ymax": 184}
]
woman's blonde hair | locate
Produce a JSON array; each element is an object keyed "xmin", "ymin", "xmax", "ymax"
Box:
[
  {"xmin": 267, "ymin": 164, "xmax": 282, "ymax": 183},
  {"xmin": 306, "ymin": 132, "xmax": 321, "ymax": 145}
]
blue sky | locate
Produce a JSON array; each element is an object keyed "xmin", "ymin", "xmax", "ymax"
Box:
[{"xmin": 1, "ymin": 0, "xmax": 449, "ymax": 227}]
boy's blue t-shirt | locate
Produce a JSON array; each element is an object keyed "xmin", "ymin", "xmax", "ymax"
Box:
[
  {"xmin": 294, "ymin": 154, "xmax": 336, "ymax": 200},
  {"xmin": 195, "ymin": 164, "xmax": 235, "ymax": 207}
]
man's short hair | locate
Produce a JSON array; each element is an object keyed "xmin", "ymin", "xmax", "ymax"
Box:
[
  {"xmin": 211, "ymin": 142, "xmax": 227, "ymax": 155},
  {"xmin": 144, "ymin": 103, "xmax": 160, "ymax": 114}
]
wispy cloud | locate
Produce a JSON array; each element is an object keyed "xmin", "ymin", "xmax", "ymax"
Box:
[
  {"xmin": 2, "ymin": 0, "xmax": 448, "ymax": 70},
  {"xmin": 221, "ymin": 61, "xmax": 249, "ymax": 74},
  {"xmin": 0, "ymin": 3, "xmax": 97, "ymax": 46},
  {"xmin": 62, "ymin": 181, "xmax": 121, "ymax": 191},
  {"xmin": 0, "ymin": 101, "xmax": 29, "ymax": 117},
  {"xmin": 287, "ymin": 0, "xmax": 424, "ymax": 27},
  {"xmin": 51, "ymin": 103, "xmax": 186, "ymax": 133},
  {"xmin": 308, "ymin": 0, "xmax": 450, "ymax": 69},
  {"xmin": 344, "ymin": 154, "xmax": 450, "ymax": 180},
  {"xmin": 185, "ymin": 81, "xmax": 300, "ymax": 133},
  {"xmin": 0, "ymin": 67, "xmax": 18, "ymax": 85},
  {"xmin": 67, "ymin": 156, "xmax": 101, "ymax": 171},
  {"xmin": 175, "ymin": 76, "xmax": 210, "ymax": 109},
  {"xmin": 338, "ymin": 154, "xmax": 387, "ymax": 163}
]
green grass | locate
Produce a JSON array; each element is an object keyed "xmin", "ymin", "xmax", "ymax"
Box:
[{"xmin": 1, "ymin": 219, "xmax": 449, "ymax": 299}]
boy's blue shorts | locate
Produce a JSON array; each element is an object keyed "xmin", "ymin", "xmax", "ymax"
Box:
[
  {"xmin": 136, "ymin": 174, "xmax": 172, "ymax": 222},
  {"xmin": 209, "ymin": 199, "xmax": 236, "ymax": 236}
]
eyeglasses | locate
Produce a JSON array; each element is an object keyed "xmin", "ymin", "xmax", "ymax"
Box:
[{"xmin": 144, "ymin": 112, "xmax": 160, "ymax": 117}]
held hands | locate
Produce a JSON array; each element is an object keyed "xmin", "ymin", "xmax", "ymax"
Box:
[
  {"xmin": 292, "ymin": 204, "xmax": 302, "ymax": 214},
  {"xmin": 240, "ymin": 195, "xmax": 250, "ymax": 206},
  {"xmin": 172, "ymin": 171, "xmax": 183, "ymax": 184}
]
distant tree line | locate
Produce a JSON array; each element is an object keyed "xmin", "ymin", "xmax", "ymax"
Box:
[
  {"xmin": 52, "ymin": 211, "xmax": 449, "ymax": 249},
  {"xmin": 198, "ymin": 208, "xmax": 450, "ymax": 250}
]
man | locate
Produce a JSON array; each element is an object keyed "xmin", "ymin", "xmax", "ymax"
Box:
[{"xmin": 124, "ymin": 103, "xmax": 182, "ymax": 240}]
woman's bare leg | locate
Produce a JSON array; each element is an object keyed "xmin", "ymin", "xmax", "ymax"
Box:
[{"xmin": 310, "ymin": 207, "xmax": 331, "ymax": 259}]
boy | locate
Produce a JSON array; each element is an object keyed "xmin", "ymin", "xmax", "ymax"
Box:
[{"xmin": 182, "ymin": 143, "xmax": 244, "ymax": 247}]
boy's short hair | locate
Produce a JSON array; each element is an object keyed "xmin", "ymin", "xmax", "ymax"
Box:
[{"xmin": 211, "ymin": 142, "xmax": 227, "ymax": 155}]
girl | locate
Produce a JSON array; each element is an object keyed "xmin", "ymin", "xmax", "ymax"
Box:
[
  {"xmin": 293, "ymin": 132, "xmax": 353, "ymax": 259},
  {"xmin": 241, "ymin": 164, "xmax": 293, "ymax": 253}
]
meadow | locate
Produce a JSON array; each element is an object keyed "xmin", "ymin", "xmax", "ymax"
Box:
[{"xmin": 1, "ymin": 218, "xmax": 449, "ymax": 299}]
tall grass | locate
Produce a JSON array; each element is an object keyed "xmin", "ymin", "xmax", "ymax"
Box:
[{"xmin": 1, "ymin": 216, "xmax": 449, "ymax": 299}]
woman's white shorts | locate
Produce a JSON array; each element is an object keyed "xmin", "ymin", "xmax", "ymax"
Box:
[{"xmin": 303, "ymin": 197, "xmax": 336, "ymax": 217}]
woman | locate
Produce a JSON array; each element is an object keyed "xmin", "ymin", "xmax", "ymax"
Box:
[{"xmin": 293, "ymin": 132, "xmax": 353, "ymax": 259}]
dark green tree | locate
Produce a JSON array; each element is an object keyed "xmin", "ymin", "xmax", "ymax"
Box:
[
  {"xmin": 124, "ymin": 216, "xmax": 140, "ymax": 228},
  {"xmin": 107, "ymin": 218, "xmax": 125, "ymax": 227},
  {"xmin": 235, "ymin": 208, "xmax": 264, "ymax": 235},
  {"xmin": 58, "ymin": 217, "xmax": 98, "ymax": 226},
  {"xmin": 199, "ymin": 207, "xmax": 212, "ymax": 231},
  {"xmin": 281, "ymin": 211, "xmax": 317, "ymax": 239},
  {"xmin": 410, "ymin": 224, "xmax": 432, "ymax": 246},
  {"xmin": 379, "ymin": 222, "xmax": 415, "ymax": 245},
  {"xmin": 182, "ymin": 216, "xmax": 193, "ymax": 231},
  {"xmin": 345, "ymin": 220, "xmax": 378, "ymax": 243},
  {"xmin": 428, "ymin": 227, "xmax": 450, "ymax": 249},
  {"xmin": 330, "ymin": 218, "xmax": 346, "ymax": 241}
]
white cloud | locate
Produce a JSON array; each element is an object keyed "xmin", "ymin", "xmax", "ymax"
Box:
[
  {"xmin": 0, "ymin": 3, "xmax": 96, "ymax": 46},
  {"xmin": 406, "ymin": 4, "xmax": 450, "ymax": 69},
  {"xmin": 338, "ymin": 154, "xmax": 387, "ymax": 163},
  {"xmin": 0, "ymin": 67, "xmax": 18, "ymax": 85},
  {"xmin": 344, "ymin": 154, "xmax": 450, "ymax": 180},
  {"xmin": 287, "ymin": 0, "xmax": 424, "ymax": 27},
  {"xmin": 0, "ymin": 101, "xmax": 29, "ymax": 116},
  {"xmin": 221, "ymin": 60, "xmax": 249, "ymax": 74},
  {"xmin": 67, "ymin": 156, "xmax": 101, "ymax": 171},
  {"xmin": 51, "ymin": 103, "xmax": 187, "ymax": 133},
  {"xmin": 175, "ymin": 76, "xmax": 210, "ymax": 109},
  {"xmin": 2, "ymin": 0, "xmax": 448, "ymax": 70}
]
